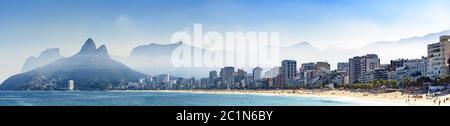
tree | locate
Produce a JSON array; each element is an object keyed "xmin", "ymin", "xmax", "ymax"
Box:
[
  {"xmin": 401, "ymin": 77, "xmax": 412, "ymax": 88},
  {"xmin": 442, "ymin": 75, "xmax": 450, "ymax": 85},
  {"xmin": 389, "ymin": 80, "xmax": 398, "ymax": 88}
]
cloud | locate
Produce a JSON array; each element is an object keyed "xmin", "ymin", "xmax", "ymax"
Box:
[{"xmin": 114, "ymin": 15, "xmax": 133, "ymax": 30}]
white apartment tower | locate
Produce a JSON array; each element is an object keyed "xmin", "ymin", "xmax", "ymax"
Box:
[
  {"xmin": 427, "ymin": 35, "xmax": 450, "ymax": 78},
  {"xmin": 68, "ymin": 80, "xmax": 75, "ymax": 91}
]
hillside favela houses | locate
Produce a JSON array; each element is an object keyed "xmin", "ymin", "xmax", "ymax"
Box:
[{"xmin": 1, "ymin": 36, "xmax": 450, "ymax": 94}]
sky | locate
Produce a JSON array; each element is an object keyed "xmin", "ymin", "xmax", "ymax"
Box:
[{"xmin": 1, "ymin": 0, "xmax": 450, "ymax": 82}]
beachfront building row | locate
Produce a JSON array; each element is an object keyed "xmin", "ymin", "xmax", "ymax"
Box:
[
  {"xmin": 141, "ymin": 54, "xmax": 432, "ymax": 90},
  {"xmin": 347, "ymin": 55, "xmax": 429, "ymax": 85},
  {"xmin": 128, "ymin": 35, "xmax": 450, "ymax": 90},
  {"xmin": 390, "ymin": 58, "xmax": 428, "ymax": 81},
  {"xmin": 345, "ymin": 35, "xmax": 450, "ymax": 85}
]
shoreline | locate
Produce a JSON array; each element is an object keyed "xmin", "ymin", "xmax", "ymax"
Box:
[
  {"xmin": 2, "ymin": 89, "xmax": 449, "ymax": 106},
  {"xmin": 111, "ymin": 89, "xmax": 450, "ymax": 106}
]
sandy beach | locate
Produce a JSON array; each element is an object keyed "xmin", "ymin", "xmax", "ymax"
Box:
[{"xmin": 141, "ymin": 89, "xmax": 450, "ymax": 106}]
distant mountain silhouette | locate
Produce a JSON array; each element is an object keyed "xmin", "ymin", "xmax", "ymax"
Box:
[
  {"xmin": 8, "ymin": 29, "xmax": 448, "ymax": 85},
  {"xmin": 279, "ymin": 29, "xmax": 450, "ymax": 67},
  {"xmin": 357, "ymin": 29, "xmax": 450, "ymax": 63},
  {"xmin": 130, "ymin": 42, "xmax": 185, "ymax": 56},
  {"xmin": 0, "ymin": 38, "xmax": 146, "ymax": 90},
  {"xmin": 117, "ymin": 29, "xmax": 450, "ymax": 77},
  {"xmin": 21, "ymin": 48, "xmax": 64, "ymax": 72},
  {"xmin": 121, "ymin": 42, "xmax": 216, "ymax": 78}
]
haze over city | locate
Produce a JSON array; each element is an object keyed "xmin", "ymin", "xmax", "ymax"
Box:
[{"xmin": 1, "ymin": 0, "xmax": 450, "ymax": 82}]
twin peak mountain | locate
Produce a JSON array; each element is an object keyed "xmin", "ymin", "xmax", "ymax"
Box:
[
  {"xmin": 0, "ymin": 38, "xmax": 146, "ymax": 90},
  {"xmin": 78, "ymin": 38, "xmax": 109, "ymax": 56}
]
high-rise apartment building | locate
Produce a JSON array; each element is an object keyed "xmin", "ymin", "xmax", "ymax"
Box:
[
  {"xmin": 220, "ymin": 67, "xmax": 235, "ymax": 89},
  {"xmin": 253, "ymin": 67, "xmax": 263, "ymax": 81},
  {"xmin": 427, "ymin": 35, "xmax": 450, "ymax": 78},
  {"xmin": 337, "ymin": 62, "xmax": 349, "ymax": 72},
  {"xmin": 349, "ymin": 54, "xmax": 380, "ymax": 84},
  {"xmin": 281, "ymin": 60, "xmax": 297, "ymax": 87},
  {"xmin": 316, "ymin": 62, "xmax": 331, "ymax": 73},
  {"xmin": 281, "ymin": 60, "xmax": 297, "ymax": 80}
]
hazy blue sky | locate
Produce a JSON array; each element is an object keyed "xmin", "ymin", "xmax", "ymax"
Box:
[{"xmin": 1, "ymin": 0, "xmax": 450, "ymax": 81}]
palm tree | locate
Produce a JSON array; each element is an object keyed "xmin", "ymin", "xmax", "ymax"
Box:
[
  {"xmin": 401, "ymin": 77, "xmax": 412, "ymax": 89},
  {"xmin": 442, "ymin": 75, "xmax": 450, "ymax": 85},
  {"xmin": 389, "ymin": 80, "xmax": 398, "ymax": 88}
]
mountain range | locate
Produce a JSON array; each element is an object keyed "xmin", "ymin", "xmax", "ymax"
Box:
[
  {"xmin": 279, "ymin": 30, "xmax": 450, "ymax": 68},
  {"xmin": 123, "ymin": 42, "xmax": 219, "ymax": 78},
  {"xmin": 0, "ymin": 38, "xmax": 146, "ymax": 90},
  {"xmin": 117, "ymin": 30, "xmax": 449, "ymax": 78},
  {"xmin": 21, "ymin": 48, "xmax": 64, "ymax": 72},
  {"xmin": 10, "ymin": 29, "xmax": 450, "ymax": 81}
]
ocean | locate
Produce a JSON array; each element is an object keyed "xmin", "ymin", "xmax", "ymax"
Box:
[{"xmin": 0, "ymin": 91, "xmax": 404, "ymax": 106}]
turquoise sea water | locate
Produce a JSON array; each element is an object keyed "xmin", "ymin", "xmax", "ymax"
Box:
[{"xmin": 0, "ymin": 91, "xmax": 403, "ymax": 106}]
